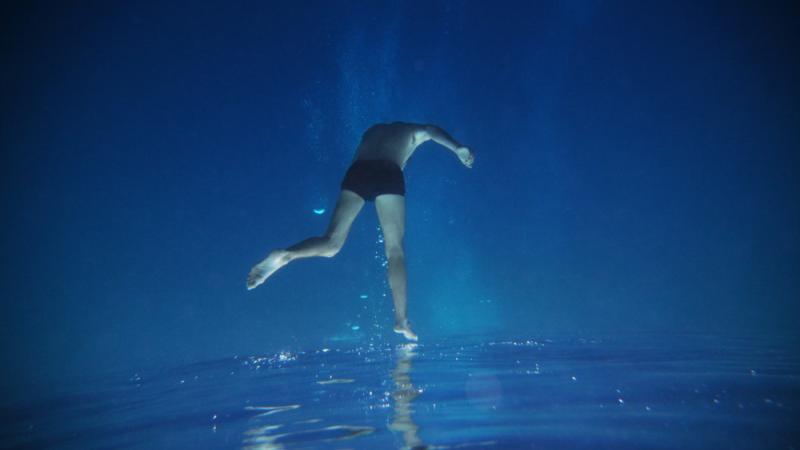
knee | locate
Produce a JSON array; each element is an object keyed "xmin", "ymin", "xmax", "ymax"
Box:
[
  {"xmin": 321, "ymin": 236, "xmax": 344, "ymax": 257},
  {"xmin": 385, "ymin": 244, "xmax": 404, "ymax": 261}
]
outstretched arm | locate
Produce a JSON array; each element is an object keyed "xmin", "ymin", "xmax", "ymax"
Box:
[{"xmin": 422, "ymin": 124, "xmax": 474, "ymax": 168}]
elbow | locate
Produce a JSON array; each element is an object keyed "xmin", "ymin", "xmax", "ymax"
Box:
[{"xmin": 423, "ymin": 124, "xmax": 442, "ymax": 139}]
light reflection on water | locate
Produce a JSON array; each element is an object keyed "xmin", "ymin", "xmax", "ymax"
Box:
[
  {"xmin": 388, "ymin": 343, "xmax": 425, "ymax": 449},
  {"xmin": 1, "ymin": 334, "xmax": 798, "ymax": 449},
  {"xmin": 242, "ymin": 343, "xmax": 425, "ymax": 449}
]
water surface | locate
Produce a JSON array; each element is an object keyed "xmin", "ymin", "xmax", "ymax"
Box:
[{"xmin": 2, "ymin": 333, "xmax": 798, "ymax": 449}]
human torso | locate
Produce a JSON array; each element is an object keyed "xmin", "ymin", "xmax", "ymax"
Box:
[{"xmin": 352, "ymin": 122, "xmax": 426, "ymax": 170}]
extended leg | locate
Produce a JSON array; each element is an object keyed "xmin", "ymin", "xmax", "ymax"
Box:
[
  {"xmin": 247, "ymin": 190, "xmax": 365, "ymax": 290},
  {"xmin": 375, "ymin": 194, "xmax": 417, "ymax": 341}
]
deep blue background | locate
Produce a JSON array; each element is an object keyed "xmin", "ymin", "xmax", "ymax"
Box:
[{"xmin": 1, "ymin": 0, "xmax": 798, "ymax": 397}]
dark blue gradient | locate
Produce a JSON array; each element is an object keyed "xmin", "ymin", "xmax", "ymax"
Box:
[{"xmin": 1, "ymin": 0, "xmax": 798, "ymax": 401}]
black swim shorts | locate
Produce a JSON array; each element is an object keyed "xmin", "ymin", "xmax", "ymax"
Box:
[{"xmin": 340, "ymin": 159, "xmax": 405, "ymax": 201}]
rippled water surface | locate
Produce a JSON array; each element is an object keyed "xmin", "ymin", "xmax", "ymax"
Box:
[{"xmin": 2, "ymin": 334, "xmax": 798, "ymax": 449}]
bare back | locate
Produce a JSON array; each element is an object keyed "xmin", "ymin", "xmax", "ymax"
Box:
[{"xmin": 352, "ymin": 122, "xmax": 428, "ymax": 170}]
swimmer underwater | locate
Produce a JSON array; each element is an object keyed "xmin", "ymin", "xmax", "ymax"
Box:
[{"xmin": 247, "ymin": 122, "xmax": 474, "ymax": 341}]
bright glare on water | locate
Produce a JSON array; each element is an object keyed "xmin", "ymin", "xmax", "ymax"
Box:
[{"xmin": 1, "ymin": 333, "xmax": 797, "ymax": 449}]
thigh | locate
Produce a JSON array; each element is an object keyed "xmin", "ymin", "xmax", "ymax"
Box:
[
  {"xmin": 326, "ymin": 189, "xmax": 366, "ymax": 239},
  {"xmin": 375, "ymin": 194, "xmax": 405, "ymax": 247}
]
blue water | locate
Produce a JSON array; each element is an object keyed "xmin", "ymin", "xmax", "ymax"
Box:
[
  {"xmin": 2, "ymin": 2, "xmax": 799, "ymax": 449},
  {"xmin": 3, "ymin": 333, "xmax": 797, "ymax": 449}
]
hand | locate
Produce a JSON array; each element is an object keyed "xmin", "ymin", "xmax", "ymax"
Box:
[{"xmin": 456, "ymin": 146, "xmax": 474, "ymax": 168}]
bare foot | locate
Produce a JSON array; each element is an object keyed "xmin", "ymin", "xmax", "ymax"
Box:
[
  {"xmin": 393, "ymin": 320, "xmax": 418, "ymax": 342},
  {"xmin": 247, "ymin": 250, "xmax": 290, "ymax": 290}
]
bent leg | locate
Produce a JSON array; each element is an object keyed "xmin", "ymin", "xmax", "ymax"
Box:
[
  {"xmin": 247, "ymin": 190, "xmax": 365, "ymax": 290},
  {"xmin": 375, "ymin": 194, "xmax": 417, "ymax": 341},
  {"xmin": 285, "ymin": 189, "xmax": 365, "ymax": 259}
]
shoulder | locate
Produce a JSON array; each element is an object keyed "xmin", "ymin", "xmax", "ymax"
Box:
[
  {"xmin": 416, "ymin": 124, "xmax": 443, "ymax": 143},
  {"xmin": 405, "ymin": 123, "xmax": 432, "ymax": 144},
  {"xmin": 372, "ymin": 122, "xmax": 433, "ymax": 144},
  {"xmin": 394, "ymin": 122, "xmax": 435, "ymax": 137},
  {"xmin": 363, "ymin": 123, "xmax": 385, "ymax": 134}
]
